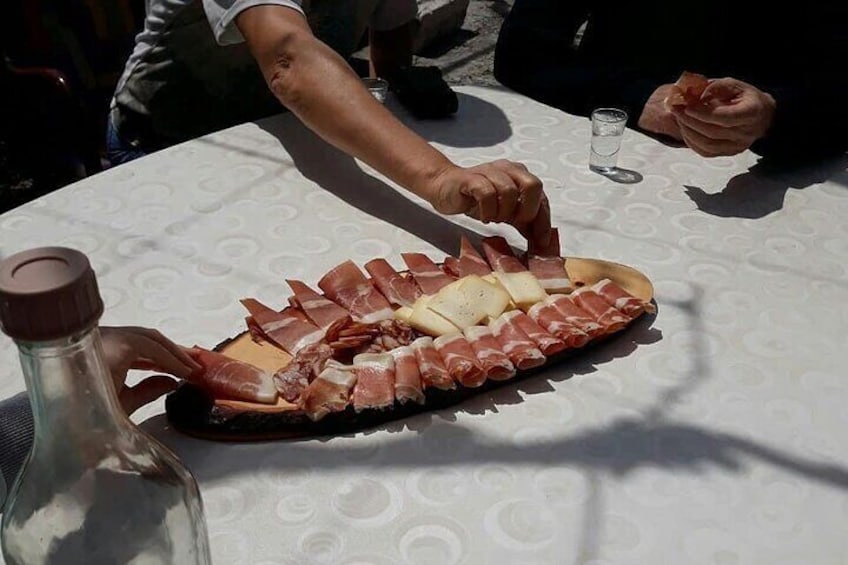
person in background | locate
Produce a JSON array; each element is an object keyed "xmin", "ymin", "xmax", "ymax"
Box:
[
  {"xmin": 0, "ymin": 326, "xmax": 200, "ymax": 499},
  {"xmin": 494, "ymin": 2, "xmax": 848, "ymax": 160},
  {"xmin": 108, "ymin": 0, "xmax": 551, "ymax": 246}
]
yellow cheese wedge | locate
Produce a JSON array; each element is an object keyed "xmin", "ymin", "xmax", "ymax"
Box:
[
  {"xmin": 408, "ymin": 295, "xmax": 461, "ymax": 337},
  {"xmin": 482, "ymin": 273, "xmax": 518, "ymax": 310},
  {"xmin": 393, "ymin": 306, "xmax": 414, "ymax": 323},
  {"xmin": 458, "ymin": 275, "xmax": 511, "ymax": 320},
  {"xmin": 425, "ymin": 275, "xmax": 512, "ymax": 330},
  {"xmin": 492, "ymin": 271, "xmax": 548, "ymax": 310}
]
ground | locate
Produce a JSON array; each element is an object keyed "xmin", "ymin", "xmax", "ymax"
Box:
[
  {"xmin": 0, "ymin": 0, "xmax": 512, "ymax": 212},
  {"xmin": 417, "ymin": 0, "xmax": 512, "ymax": 87}
]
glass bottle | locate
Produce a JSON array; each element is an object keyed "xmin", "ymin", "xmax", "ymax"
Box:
[{"xmin": 0, "ymin": 247, "xmax": 211, "ymax": 565}]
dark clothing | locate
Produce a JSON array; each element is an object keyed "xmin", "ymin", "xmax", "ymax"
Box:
[
  {"xmin": 0, "ymin": 393, "xmax": 33, "ymax": 495},
  {"xmin": 494, "ymin": 2, "xmax": 848, "ymax": 159}
]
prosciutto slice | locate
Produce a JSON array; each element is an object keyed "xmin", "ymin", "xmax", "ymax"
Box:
[
  {"xmin": 571, "ymin": 287, "xmax": 631, "ymax": 333},
  {"xmin": 503, "ymin": 310, "xmax": 567, "ymax": 356},
  {"xmin": 298, "ymin": 360, "xmax": 357, "ymax": 421},
  {"xmin": 458, "ymin": 236, "xmax": 492, "ymax": 277},
  {"xmin": 463, "ymin": 325, "xmax": 515, "ymax": 381},
  {"xmin": 547, "ymin": 294, "xmax": 605, "ymax": 339},
  {"xmin": 434, "ymin": 333, "xmax": 486, "ymax": 388},
  {"xmin": 411, "ymin": 336, "xmax": 455, "ymax": 390},
  {"xmin": 286, "ymin": 279, "xmax": 352, "ymax": 332},
  {"xmin": 318, "ymin": 260, "xmax": 394, "ymax": 323},
  {"xmin": 481, "ymin": 236, "xmax": 526, "ymax": 273},
  {"xmin": 442, "ymin": 256, "xmax": 461, "ymax": 278},
  {"xmin": 390, "ymin": 346, "xmax": 425, "ymax": 404},
  {"xmin": 490, "ymin": 312, "xmax": 546, "ymax": 370},
  {"xmin": 364, "ymin": 258, "xmax": 422, "ymax": 307},
  {"xmin": 401, "ymin": 253, "xmax": 455, "ymax": 295},
  {"xmin": 352, "ymin": 353, "xmax": 396, "ymax": 412},
  {"xmin": 188, "ymin": 347, "xmax": 277, "ymax": 404},
  {"xmin": 241, "ymin": 298, "xmax": 323, "ymax": 355},
  {"xmin": 527, "ymin": 228, "xmax": 573, "ymax": 293},
  {"xmin": 527, "ymin": 301, "xmax": 590, "ymax": 349},
  {"xmin": 273, "ymin": 342, "xmax": 333, "ymax": 402},
  {"xmin": 591, "ymin": 278, "xmax": 656, "ymax": 317}
]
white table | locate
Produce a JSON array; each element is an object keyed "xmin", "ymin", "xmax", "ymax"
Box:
[{"xmin": 2, "ymin": 86, "xmax": 848, "ymax": 564}]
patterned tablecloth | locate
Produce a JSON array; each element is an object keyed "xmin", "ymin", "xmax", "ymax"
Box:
[{"xmin": 2, "ymin": 86, "xmax": 848, "ymax": 564}]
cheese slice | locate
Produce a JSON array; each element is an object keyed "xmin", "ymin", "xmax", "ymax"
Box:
[
  {"xmin": 492, "ymin": 271, "xmax": 548, "ymax": 310},
  {"xmin": 458, "ymin": 275, "xmax": 511, "ymax": 320},
  {"xmin": 426, "ymin": 275, "xmax": 512, "ymax": 330},
  {"xmin": 482, "ymin": 274, "xmax": 518, "ymax": 310},
  {"xmin": 393, "ymin": 306, "xmax": 414, "ymax": 323},
  {"xmin": 408, "ymin": 295, "xmax": 461, "ymax": 337}
]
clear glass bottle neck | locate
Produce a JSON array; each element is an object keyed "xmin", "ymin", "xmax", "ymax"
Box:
[{"xmin": 16, "ymin": 327, "xmax": 125, "ymax": 448}]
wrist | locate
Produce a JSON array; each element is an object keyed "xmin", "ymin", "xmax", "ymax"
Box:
[{"xmin": 408, "ymin": 153, "xmax": 456, "ymax": 203}]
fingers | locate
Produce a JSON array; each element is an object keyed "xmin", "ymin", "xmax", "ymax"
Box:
[
  {"xmin": 677, "ymin": 121, "xmax": 745, "ymax": 157},
  {"xmin": 102, "ymin": 326, "xmax": 201, "ymax": 379},
  {"xmin": 673, "ymin": 111, "xmax": 749, "ymax": 144},
  {"xmin": 496, "ymin": 161, "xmax": 543, "ymax": 224},
  {"xmin": 517, "ymin": 196, "xmax": 552, "ymax": 249},
  {"xmin": 120, "ymin": 375, "xmax": 179, "ymax": 415},
  {"xmin": 459, "ymin": 177, "xmax": 498, "ymax": 222}
]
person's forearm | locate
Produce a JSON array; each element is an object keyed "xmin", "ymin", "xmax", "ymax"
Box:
[{"xmin": 238, "ymin": 7, "xmax": 451, "ymax": 201}]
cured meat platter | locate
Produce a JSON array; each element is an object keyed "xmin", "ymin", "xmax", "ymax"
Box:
[{"xmin": 166, "ymin": 231, "xmax": 656, "ymax": 441}]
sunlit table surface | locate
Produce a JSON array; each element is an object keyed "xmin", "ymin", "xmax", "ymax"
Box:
[{"xmin": 2, "ymin": 86, "xmax": 848, "ymax": 564}]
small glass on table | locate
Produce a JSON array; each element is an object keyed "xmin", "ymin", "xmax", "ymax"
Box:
[
  {"xmin": 362, "ymin": 77, "xmax": 389, "ymax": 104},
  {"xmin": 589, "ymin": 108, "xmax": 628, "ymax": 173}
]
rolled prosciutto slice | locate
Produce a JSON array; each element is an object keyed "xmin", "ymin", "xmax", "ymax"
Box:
[
  {"xmin": 527, "ymin": 301, "xmax": 590, "ymax": 349},
  {"xmin": 458, "ymin": 236, "xmax": 492, "ymax": 277},
  {"xmin": 527, "ymin": 228, "xmax": 573, "ymax": 293},
  {"xmin": 299, "ymin": 360, "xmax": 357, "ymax": 421},
  {"xmin": 352, "ymin": 353, "xmax": 396, "ymax": 412},
  {"xmin": 547, "ymin": 294, "xmax": 605, "ymax": 339},
  {"xmin": 286, "ymin": 279, "xmax": 352, "ymax": 332},
  {"xmin": 411, "ymin": 336, "xmax": 455, "ymax": 390},
  {"xmin": 241, "ymin": 298, "xmax": 323, "ymax": 355},
  {"xmin": 364, "ymin": 258, "xmax": 422, "ymax": 307},
  {"xmin": 188, "ymin": 347, "xmax": 277, "ymax": 404},
  {"xmin": 503, "ymin": 310, "xmax": 567, "ymax": 356},
  {"xmin": 318, "ymin": 260, "xmax": 394, "ymax": 323},
  {"xmin": 591, "ymin": 278, "xmax": 656, "ymax": 317},
  {"xmin": 401, "ymin": 253, "xmax": 455, "ymax": 295},
  {"xmin": 442, "ymin": 256, "xmax": 461, "ymax": 278},
  {"xmin": 273, "ymin": 342, "xmax": 333, "ymax": 402},
  {"xmin": 490, "ymin": 312, "xmax": 546, "ymax": 370},
  {"xmin": 571, "ymin": 287, "xmax": 631, "ymax": 333},
  {"xmin": 434, "ymin": 333, "xmax": 486, "ymax": 388},
  {"xmin": 481, "ymin": 236, "xmax": 526, "ymax": 273},
  {"xmin": 463, "ymin": 325, "xmax": 515, "ymax": 381},
  {"xmin": 390, "ymin": 346, "xmax": 425, "ymax": 405}
]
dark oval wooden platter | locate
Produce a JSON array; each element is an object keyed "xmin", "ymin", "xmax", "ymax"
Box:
[{"xmin": 165, "ymin": 257, "xmax": 655, "ymax": 442}]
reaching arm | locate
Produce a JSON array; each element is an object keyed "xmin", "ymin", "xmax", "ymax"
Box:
[{"xmin": 236, "ymin": 5, "xmax": 551, "ymax": 246}]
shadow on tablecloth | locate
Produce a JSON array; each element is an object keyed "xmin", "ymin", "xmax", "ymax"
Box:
[
  {"xmin": 253, "ymin": 110, "xmax": 493, "ymax": 256},
  {"xmin": 685, "ymin": 153, "xmax": 848, "ymax": 219}
]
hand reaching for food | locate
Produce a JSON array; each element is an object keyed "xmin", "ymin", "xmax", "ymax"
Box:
[{"xmin": 426, "ymin": 160, "xmax": 552, "ymax": 249}]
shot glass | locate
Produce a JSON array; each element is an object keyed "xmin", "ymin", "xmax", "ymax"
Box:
[
  {"xmin": 589, "ymin": 108, "xmax": 628, "ymax": 173},
  {"xmin": 362, "ymin": 77, "xmax": 389, "ymax": 104}
]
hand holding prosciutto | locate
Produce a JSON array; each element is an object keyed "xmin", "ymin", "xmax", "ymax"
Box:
[
  {"xmin": 426, "ymin": 160, "xmax": 552, "ymax": 249},
  {"xmin": 672, "ymin": 77, "xmax": 776, "ymax": 157},
  {"xmin": 100, "ymin": 326, "xmax": 201, "ymax": 415}
]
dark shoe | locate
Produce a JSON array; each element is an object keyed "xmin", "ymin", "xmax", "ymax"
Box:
[{"xmin": 390, "ymin": 66, "xmax": 458, "ymax": 120}]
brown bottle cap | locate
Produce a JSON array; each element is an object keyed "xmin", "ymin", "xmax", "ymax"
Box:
[{"xmin": 0, "ymin": 247, "xmax": 104, "ymax": 341}]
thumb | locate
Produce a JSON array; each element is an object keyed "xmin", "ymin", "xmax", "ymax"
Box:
[{"xmin": 120, "ymin": 375, "xmax": 179, "ymax": 416}]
